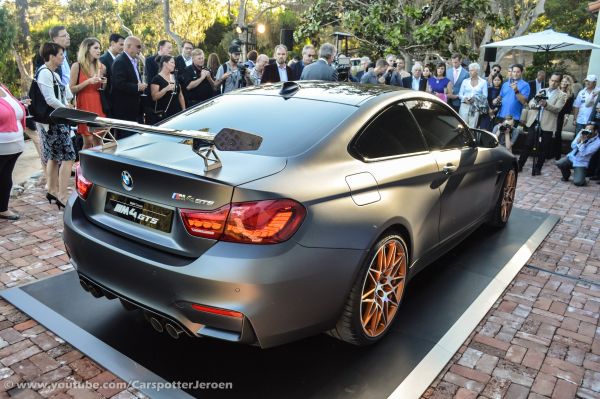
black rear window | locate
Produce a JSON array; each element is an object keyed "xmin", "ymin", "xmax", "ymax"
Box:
[{"xmin": 161, "ymin": 95, "xmax": 357, "ymax": 156}]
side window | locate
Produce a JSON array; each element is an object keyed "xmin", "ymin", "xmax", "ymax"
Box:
[
  {"xmin": 353, "ymin": 103, "xmax": 428, "ymax": 159},
  {"xmin": 405, "ymin": 100, "xmax": 473, "ymax": 150}
]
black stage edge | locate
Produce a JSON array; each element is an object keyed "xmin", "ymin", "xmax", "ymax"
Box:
[{"xmin": 1, "ymin": 208, "xmax": 558, "ymax": 399}]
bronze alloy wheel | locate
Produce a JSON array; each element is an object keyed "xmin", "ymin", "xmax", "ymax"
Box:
[
  {"xmin": 500, "ymin": 169, "xmax": 516, "ymax": 223},
  {"xmin": 360, "ymin": 237, "xmax": 407, "ymax": 338}
]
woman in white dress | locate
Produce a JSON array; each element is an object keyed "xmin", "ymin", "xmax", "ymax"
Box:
[{"xmin": 458, "ymin": 63, "xmax": 488, "ymax": 128}]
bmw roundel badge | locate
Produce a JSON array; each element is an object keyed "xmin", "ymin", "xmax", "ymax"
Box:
[{"xmin": 121, "ymin": 171, "xmax": 133, "ymax": 191}]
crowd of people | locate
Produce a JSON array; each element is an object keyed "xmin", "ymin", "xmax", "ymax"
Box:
[{"xmin": 1, "ymin": 25, "xmax": 600, "ymax": 220}]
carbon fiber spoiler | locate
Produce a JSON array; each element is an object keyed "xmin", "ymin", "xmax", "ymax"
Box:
[{"xmin": 50, "ymin": 108, "xmax": 263, "ymax": 171}]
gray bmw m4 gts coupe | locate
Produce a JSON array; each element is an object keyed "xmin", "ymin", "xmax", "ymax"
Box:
[{"xmin": 59, "ymin": 81, "xmax": 518, "ymax": 348}]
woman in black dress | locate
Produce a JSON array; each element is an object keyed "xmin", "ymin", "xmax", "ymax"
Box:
[
  {"xmin": 149, "ymin": 55, "xmax": 185, "ymax": 124},
  {"xmin": 553, "ymin": 75, "xmax": 575, "ymax": 160},
  {"xmin": 479, "ymin": 73, "xmax": 503, "ymax": 131}
]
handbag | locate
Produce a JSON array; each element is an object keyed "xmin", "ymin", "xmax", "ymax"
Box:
[{"xmin": 28, "ymin": 67, "xmax": 58, "ymax": 124}]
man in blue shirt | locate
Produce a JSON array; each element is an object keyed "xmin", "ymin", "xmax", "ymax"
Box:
[
  {"xmin": 498, "ymin": 64, "xmax": 530, "ymax": 122},
  {"xmin": 555, "ymin": 123, "xmax": 600, "ymax": 186}
]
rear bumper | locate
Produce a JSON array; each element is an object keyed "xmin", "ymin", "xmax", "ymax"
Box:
[{"xmin": 63, "ymin": 196, "xmax": 366, "ymax": 348}]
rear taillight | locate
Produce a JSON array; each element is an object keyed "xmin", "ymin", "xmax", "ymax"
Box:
[
  {"xmin": 180, "ymin": 205, "xmax": 230, "ymax": 240},
  {"xmin": 179, "ymin": 199, "xmax": 306, "ymax": 244},
  {"xmin": 75, "ymin": 164, "xmax": 93, "ymax": 200}
]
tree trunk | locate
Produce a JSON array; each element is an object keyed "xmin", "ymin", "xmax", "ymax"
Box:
[
  {"xmin": 163, "ymin": 0, "xmax": 183, "ymax": 51},
  {"xmin": 477, "ymin": 0, "xmax": 546, "ymax": 64},
  {"xmin": 15, "ymin": 0, "xmax": 33, "ymax": 93}
]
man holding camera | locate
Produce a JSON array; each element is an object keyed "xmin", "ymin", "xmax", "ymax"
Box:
[
  {"xmin": 215, "ymin": 44, "xmax": 246, "ymax": 94},
  {"xmin": 360, "ymin": 59, "xmax": 388, "ymax": 85},
  {"xmin": 555, "ymin": 123, "xmax": 600, "ymax": 186},
  {"xmin": 518, "ymin": 73, "xmax": 566, "ymax": 175},
  {"xmin": 492, "ymin": 116, "xmax": 522, "ymax": 152}
]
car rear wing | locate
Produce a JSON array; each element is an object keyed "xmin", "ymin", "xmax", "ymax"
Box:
[{"xmin": 50, "ymin": 108, "xmax": 262, "ymax": 172}]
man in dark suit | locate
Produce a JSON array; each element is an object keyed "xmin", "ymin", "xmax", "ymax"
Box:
[
  {"xmin": 175, "ymin": 41, "xmax": 194, "ymax": 85},
  {"xmin": 528, "ymin": 70, "xmax": 546, "ymax": 101},
  {"xmin": 300, "ymin": 43, "xmax": 338, "ymax": 81},
  {"xmin": 402, "ymin": 63, "xmax": 427, "ymax": 91},
  {"xmin": 111, "ymin": 36, "xmax": 147, "ymax": 138},
  {"xmin": 290, "ymin": 45, "xmax": 315, "ymax": 81},
  {"xmin": 261, "ymin": 44, "xmax": 293, "ymax": 84},
  {"xmin": 99, "ymin": 33, "xmax": 124, "ymax": 115},
  {"xmin": 145, "ymin": 40, "xmax": 173, "ymax": 87}
]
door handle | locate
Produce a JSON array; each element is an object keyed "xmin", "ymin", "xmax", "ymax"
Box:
[{"xmin": 442, "ymin": 164, "xmax": 457, "ymax": 174}]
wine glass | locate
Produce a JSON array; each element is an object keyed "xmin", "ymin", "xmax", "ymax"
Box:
[
  {"xmin": 20, "ymin": 95, "xmax": 33, "ymax": 118},
  {"xmin": 97, "ymin": 73, "xmax": 107, "ymax": 91},
  {"xmin": 140, "ymin": 73, "xmax": 148, "ymax": 97}
]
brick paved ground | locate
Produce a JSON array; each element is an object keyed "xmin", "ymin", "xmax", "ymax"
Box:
[
  {"xmin": 1, "ymin": 159, "xmax": 599, "ymax": 398},
  {"xmin": 423, "ymin": 162, "xmax": 600, "ymax": 399},
  {"xmin": 0, "ymin": 180, "xmax": 146, "ymax": 399}
]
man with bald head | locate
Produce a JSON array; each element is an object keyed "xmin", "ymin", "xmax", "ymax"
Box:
[{"xmin": 111, "ymin": 36, "xmax": 148, "ymax": 137}]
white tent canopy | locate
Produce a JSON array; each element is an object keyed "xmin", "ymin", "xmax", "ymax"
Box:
[{"xmin": 482, "ymin": 29, "xmax": 600, "ymax": 52}]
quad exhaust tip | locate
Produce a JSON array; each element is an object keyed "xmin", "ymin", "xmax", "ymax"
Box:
[
  {"xmin": 165, "ymin": 323, "xmax": 183, "ymax": 339},
  {"xmin": 149, "ymin": 317, "xmax": 164, "ymax": 333},
  {"xmin": 80, "ymin": 278, "xmax": 186, "ymax": 339}
]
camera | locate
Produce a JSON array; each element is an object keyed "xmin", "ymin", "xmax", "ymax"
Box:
[
  {"xmin": 581, "ymin": 129, "xmax": 593, "ymax": 136},
  {"xmin": 534, "ymin": 89, "xmax": 548, "ymax": 102},
  {"xmin": 237, "ymin": 63, "xmax": 248, "ymax": 75},
  {"xmin": 392, "ymin": 62, "xmax": 397, "ymax": 68},
  {"xmin": 499, "ymin": 123, "xmax": 512, "ymax": 133},
  {"xmin": 333, "ymin": 55, "xmax": 350, "ymax": 81}
]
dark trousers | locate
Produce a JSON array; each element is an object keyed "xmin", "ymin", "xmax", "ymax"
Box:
[
  {"xmin": 518, "ymin": 125, "xmax": 553, "ymax": 173},
  {"xmin": 0, "ymin": 152, "xmax": 22, "ymax": 212}
]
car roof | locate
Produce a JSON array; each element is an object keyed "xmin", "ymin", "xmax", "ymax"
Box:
[{"xmin": 229, "ymin": 81, "xmax": 412, "ymax": 106}]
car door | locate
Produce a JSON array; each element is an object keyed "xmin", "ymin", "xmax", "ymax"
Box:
[
  {"xmin": 351, "ymin": 102, "xmax": 441, "ymax": 264},
  {"xmin": 405, "ymin": 99, "xmax": 498, "ymax": 242}
]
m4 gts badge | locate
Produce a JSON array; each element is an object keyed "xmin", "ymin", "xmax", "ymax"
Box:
[{"xmin": 172, "ymin": 193, "xmax": 215, "ymax": 206}]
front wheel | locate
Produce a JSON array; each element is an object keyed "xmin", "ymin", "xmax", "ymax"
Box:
[
  {"xmin": 488, "ymin": 168, "xmax": 517, "ymax": 227},
  {"xmin": 329, "ymin": 234, "xmax": 409, "ymax": 346}
]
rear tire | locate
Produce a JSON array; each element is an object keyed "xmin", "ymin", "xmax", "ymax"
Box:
[
  {"xmin": 328, "ymin": 234, "xmax": 409, "ymax": 346},
  {"xmin": 488, "ymin": 168, "xmax": 517, "ymax": 228}
]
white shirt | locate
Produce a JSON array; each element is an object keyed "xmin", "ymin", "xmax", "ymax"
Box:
[
  {"xmin": 574, "ymin": 88, "xmax": 595, "ymax": 124},
  {"xmin": 38, "ymin": 67, "xmax": 73, "ymax": 109},
  {"xmin": 411, "ymin": 77, "xmax": 420, "ymax": 91},
  {"xmin": 184, "ymin": 56, "xmax": 193, "ymax": 67},
  {"xmin": 458, "ymin": 77, "xmax": 488, "ymax": 102},
  {"xmin": 0, "ymin": 87, "xmax": 25, "ymax": 154},
  {"xmin": 277, "ymin": 64, "xmax": 288, "ymax": 82},
  {"xmin": 60, "ymin": 50, "xmax": 70, "ymax": 87}
]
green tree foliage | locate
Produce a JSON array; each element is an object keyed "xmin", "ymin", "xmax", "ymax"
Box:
[
  {"xmin": 0, "ymin": 6, "xmax": 20, "ymax": 93},
  {"xmin": 295, "ymin": 0, "xmax": 494, "ymax": 59}
]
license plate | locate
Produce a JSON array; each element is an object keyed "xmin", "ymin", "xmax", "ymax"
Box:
[{"xmin": 104, "ymin": 192, "xmax": 173, "ymax": 233}]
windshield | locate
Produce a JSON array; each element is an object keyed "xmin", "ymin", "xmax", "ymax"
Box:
[{"xmin": 161, "ymin": 95, "xmax": 357, "ymax": 157}]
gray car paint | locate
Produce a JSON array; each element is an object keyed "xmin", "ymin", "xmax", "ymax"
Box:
[{"xmin": 63, "ymin": 82, "xmax": 517, "ymax": 348}]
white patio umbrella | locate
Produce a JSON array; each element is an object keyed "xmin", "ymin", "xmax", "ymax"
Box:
[{"xmin": 481, "ymin": 29, "xmax": 600, "ymax": 53}]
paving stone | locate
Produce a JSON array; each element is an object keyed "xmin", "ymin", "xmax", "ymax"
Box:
[
  {"xmin": 531, "ymin": 372, "xmax": 556, "ymax": 396},
  {"xmin": 550, "ymin": 378, "xmax": 577, "ymax": 399},
  {"xmin": 492, "ymin": 359, "xmax": 536, "ymax": 387}
]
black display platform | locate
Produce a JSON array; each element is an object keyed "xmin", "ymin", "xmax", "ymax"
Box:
[{"xmin": 1, "ymin": 208, "xmax": 558, "ymax": 399}]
